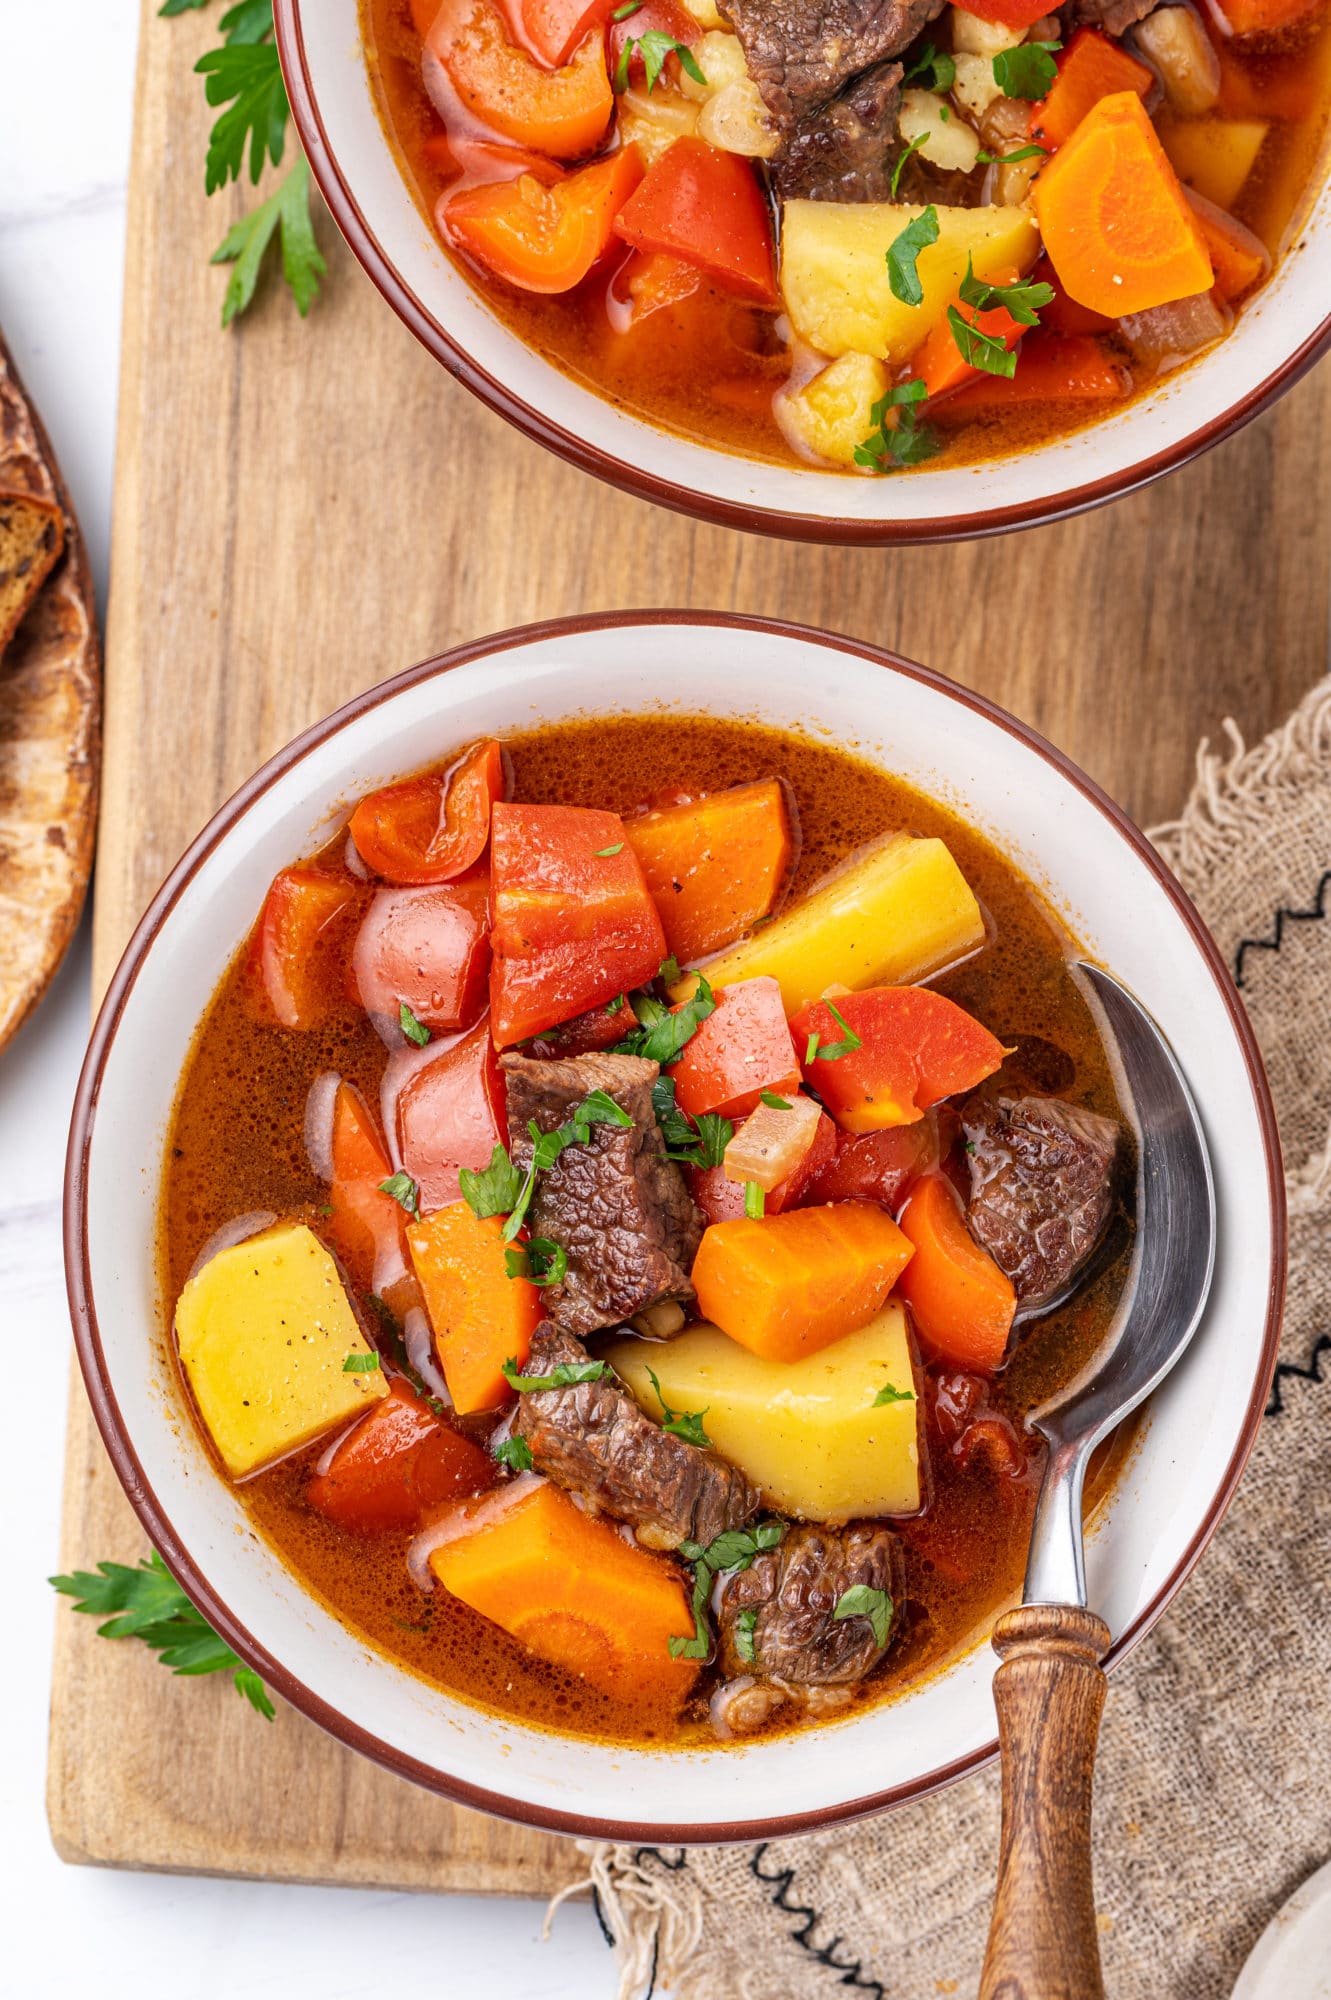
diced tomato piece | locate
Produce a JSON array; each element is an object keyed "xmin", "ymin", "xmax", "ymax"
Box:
[
  {"xmin": 614, "ymin": 138, "xmax": 778, "ymax": 306},
  {"xmin": 350, "ymin": 878, "xmax": 491, "ymax": 1033},
  {"xmin": 349, "ymin": 741, "xmax": 506, "ymax": 886},
  {"xmin": 793, "ymin": 987, "xmax": 1007, "ymax": 1134},
  {"xmin": 802, "ymin": 1119, "xmax": 941, "ymax": 1213},
  {"xmin": 896, "ymin": 1174, "xmax": 1016, "ymax": 1375},
  {"xmin": 670, "ymin": 977, "xmax": 800, "ymax": 1122},
  {"xmin": 488, "ymin": 801, "xmax": 667, "ymax": 1046},
  {"xmin": 613, "ymin": 249, "xmax": 705, "ymax": 324},
  {"xmin": 955, "ymin": 0, "xmax": 1064, "ymax": 24},
  {"xmin": 305, "ymin": 1379, "xmax": 495, "ymax": 1534},
  {"xmin": 327, "ymin": 1083, "xmax": 408, "ymax": 1293},
  {"xmin": 1029, "ymin": 27, "xmax": 1153, "ymax": 149},
  {"xmin": 497, "ymin": 0, "xmax": 619, "ymax": 68},
  {"xmin": 445, "ymin": 148, "xmax": 644, "ymax": 295},
  {"xmin": 398, "ymin": 1020, "xmax": 507, "ymax": 1211},
  {"xmin": 1028, "ymin": 253, "xmax": 1114, "ymax": 336},
  {"xmin": 410, "ymin": 0, "xmax": 444, "ymax": 31},
  {"xmin": 248, "ymin": 867, "xmax": 361, "ymax": 1031},
  {"xmin": 689, "ymin": 1102, "xmax": 836, "ymax": 1222}
]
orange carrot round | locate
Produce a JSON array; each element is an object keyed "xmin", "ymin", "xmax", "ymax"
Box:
[
  {"xmin": 428, "ymin": 0, "xmax": 613, "ymax": 160},
  {"xmin": 895, "ymin": 1174, "xmax": 1016, "ymax": 1375}
]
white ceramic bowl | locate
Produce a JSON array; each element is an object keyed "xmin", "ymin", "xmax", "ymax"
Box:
[
  {"xmin": 66, "ymin": 615, "xmax": 1283, "ymax": 1841},
  {"xmin": 275, "ymin": 0, "xmax": 1330, "ymax": 544}
]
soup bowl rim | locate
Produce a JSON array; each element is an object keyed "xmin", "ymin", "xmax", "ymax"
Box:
[
  {"xmin": 273, "ymin": 0, "xmax": 1331, "ymax": 547},
  {"xmin": 64, "ymin": 610, "xmax": 1286, "ymax": 1840}
]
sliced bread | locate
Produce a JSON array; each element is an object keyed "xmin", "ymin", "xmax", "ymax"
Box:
[{"xmin": 0, "ymin": 486, "xmax": 64, "ymax": 654}]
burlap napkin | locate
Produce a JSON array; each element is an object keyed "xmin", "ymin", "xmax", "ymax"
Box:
[{"xmin": 574, "ymin": 678, "xmax": 1331, "ymax": 2000}]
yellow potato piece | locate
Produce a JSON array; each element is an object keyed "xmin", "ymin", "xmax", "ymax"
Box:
[
  {"xmin": 606, "ymin": 1306, "xmax": 921, "ymax": 1521},
  {"xmin": 668, "ymin": 832, "xmax": 985, "ymax": 1015},
  {"xmin": 175, "ymin": 1222, "xmax": 387, "ymax": 1480},
  {"xmin": 778, "ymin": 352, "xmax": 892, "ymax": 468},
  {"xmin": 1160, "ymin": 115, "xmax": 1268, "ymax": 213},
  {"xmin": 781, "ymin": 199, "xmax": 1039, "ymax": 364}
]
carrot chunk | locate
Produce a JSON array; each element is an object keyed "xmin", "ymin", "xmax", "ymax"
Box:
[
  {"xmin": 445, "ymin": 148, "xmax": 644, "ymax": 294},
  {"xmin": 328, "ymin": 1083, "xmax": 408, "ymax": 1293},
  {"xmin": 306, "ymin": 1380, "xmax": 495, "ymax": 1534},
  {"xmin": 407, "ymin": 1203, "xmax": 542, "ymax": 1414},
  {"xmin": 931, "ymin": 331, "xmax": 1128, "ymax": 422},
  {"xmin": 1188, "ymin": 190, "xmax": 1270, "ymax": 301},
  {"xmin": 428, "ymin": 1478, "xmax": 700, "ymax": 1706},
  {"xmin": 428, "ymin": 0, "xmax": 613, "ymax": 159},
  {"xmin": 622, "ymin": 779, "xmax": 795, "ymax": 962},
  {"xmin": 1030, "ymin": 27, "xmax": 1153, "ymax": 151},
  {"xmin": 1032, "ymin": 91, "xmax": 1214, "ymax": 317},
  {"xmin": 670, "ymin": 976, "xmax": 801, "ymax": 1121},
  {"xmin": 896, "ymin": 1174, "xmax": 1016, "ymax": 1375},
  {"xmin": 691, "ymin": 1202, "xmax": 914, "ymax": 1362},
  {"xmin": 349, "ymin": 740, "xmax": 505, "ymax": 886},
  {"xmin": 792, "ymin": 987, "xmax": 1006, "ymax": 1134}
]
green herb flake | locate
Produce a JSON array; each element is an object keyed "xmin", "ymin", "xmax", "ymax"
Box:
[
  {"xmin": 399, "ymin": 1000, "xmax": 431, "ymax": 1047},
  {"xmin": 494, "ymin": 1435, "xmax": 535, "ymax": 1472},
  {"xmin": 614, "ymin": 29, "xmax": 705, "ymax": 94},
  {"xmin": 744, "ymin": 1181, "xmax": 766, "ymax": 1219},
  {"xmin": 343, "ymin": 1351, "xmax": 381, "ymax": 1373},
  {"xmin": 759, "ymin": 1091, "xmax": 792, "ymax": 1109},
  {"xmin": 903, "ymin": 42, "xmax": 956, "ymax": 91},
  {"xmin": 810, "ymin": 1000, "xmax": 863, "ymax": 1061},
  {"xmin": 959, "ymin": 259, "xmax": 1055, "ymax": 325},
  {"xmin": 502, "ymin": 1356, "xmax": 612, "ymax": 1393},
  {"xmin": 458, "ymin": 1142, "xmax": 523, "ymax": 1220},
  {"xmin": 504, "ymin": 1238, "xmax": 569, "ymax": 1287},
  {"xmin": 594, "ymin": 842, "xmax": 625, "ymax": 857},
  {"xmin": 735, "ymin": 1607, "xmax": 759, "ymax": 1664},
  {"xmin": 647, "ymin": 1366, "xmax": 712, "ymax": 1450},
  {"xmin": 854, "ymin": 378, "xmax": 941, "ymax": 473},
  {"xmin": 668, "ymin": 1521, "xmax": 784, "ymax": 1661},
  {"xmin": 873, "ymin": 1379, "xmax": 916, "ymax": 1406},
  {"xmin": 210, "ymin": 152, "xmax": 326, "ymax": 328},
  {"xmin": 976, "ymin": 142, "xmax": 1048, "ymax": 165},
  {"xmin": 889, "ymin": 131, "xmax": 929, "ymax": 199},
  {"xmin": 50, "ymin": 1548, "xmax": 275, "ymax": 1718},
  {"xmin": 887, "ymin": 203, "xmax": 940, "ymax": 308},
  {"xmin": 992, "ymin": 40, "xmax": 1060, "ymax": 100},
  {"xmin": 833, "ymin": 1584, "xmax": 893, "ymax": 1650},
  {"xmin": 378, "ymin": 1170, "xmax": 420, "ymax": 1217},
  {"xmin": 614, "ymin": 970, "xmax": 716, "ymax": 1066}
]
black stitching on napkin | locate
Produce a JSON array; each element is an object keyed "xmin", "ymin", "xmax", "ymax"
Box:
[
  {"xmin": 750, "ymin": 1844, "xmax": 886, "ymax": 1996},
  {"xmin": 1267, "ymin": 1331, "xmax": 1331, "ymax": 1417},
  {"xmin": 1233, "ymin": 869, "xmax": 1331, "ymax": 990}
]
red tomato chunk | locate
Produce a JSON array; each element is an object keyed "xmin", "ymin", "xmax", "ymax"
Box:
[
  {"xmin": 670, "ymin": 976, "xmax": 801, "ymax": 1121},
  {"xmin": 349, "ymin": 739, "xmax": 505, "ymax": 886},
  {"xmin": 398, "ymin": 1019, "xmax": 507, "ymax": 1211},
  {"xmin": 794, "ymin": 987, "xmax": 1006, "ymax": 1132},
  {"xmin": 306, "ymin": 1379, "xmax": 495, "ymax": 1534},
  {"xmin": 249, "ymin": 867, "xmax": 361, "ymax": 1031}
]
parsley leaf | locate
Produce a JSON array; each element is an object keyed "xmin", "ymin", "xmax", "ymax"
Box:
[
  {"xmin": 50, "ymin": 1549, "xmax": 275, "ymax": 1718},
  {"xmin": 615, "ymin": 969, "xmax": 716, "ymax": 1065},
  {"xmin": 887, "ymin": 204, "xmax": 940, "ymax": 308},
  {"xmin": 992, "ymin": 41, "xmax": 1060, "ymax": 100},
  {"xmin": 343, "ymin": 1351, "xmax": 381, "ymax": 1373},
  {"xmin": 647, "ymin": 1367, "xmax": 712, "ymax": 1449},
  {"xmin": 889, "ymin": 131, "xmax": 928, "ymax": 200},
  {"xmin": 494, "ymin": 1434, "xmax": 534, "ymax": 1472},
  {"xmin": 854, "ymin": 379, "xmax": 941, "ymax": 473},
  {"xmin": 735, "ymin": 1607, "xmax": 759, "ymax": 1664},
  {"xmin": 614, "ymin": 29, "xmax": 706, "ymax": 93},
  {"xmin": 669, "ymin": 1522, "xmax": 784, "ymax": 1661},
  {"xmin": 976, "ymin": 142, "xmax": 1048, "ymax": 165},
  {"xmin": 833, "ymin": 1584, "xmax": 893, "ymax": 1650},
  {"xmin": 652, "ymin": 1078, "xmax": 732, "ymax": 1168},
  {"xmin": 498, "ymin": 1093, "xmax": 634, "ymax": 1242},
  {"xmin": 668, "ymin": 1563, "xmax": 714, "ymax": 1660},
  {"xmin": 502, "ymin": 1356, "xmax": 612, "ymax": 1392},
  {"xmin": 759, "ymin": 1091, "xmax": 791, "ymax": 1109},
  {"xmin": 744, "ymin": 1181, "xmax": 765, "ymax": 1219},
  {"xmin": 399, "ymin": 1000, "xmax": 431, "ymax": 1046},
  {"xmin": 903, "ymin": 43, "xmax": 956, "ymax": 91},
  {"xmin": 873, "ymin": 1379, "xmax": 916, "ymax": 1406},
  {"xmin": 612, "ymin": 0, "xmax": 643, "ymax": 13},
  {"xmin": 196, "ymin": 35, "xmax": 289, "ymax": 192},
  {"xmin": 660, "ymin": 955, "xmax": 682, "ymax": 987},
  {"xmin": 808, "ymin": 1000, "xmax": 863, "ymax": 1061},
  {"xmin": 210, "ymin": 153, "xmax": 326, "ymax": 328},
  {"xmin": 947, "ymin": 303, "xmax": 1016, "ymax": 376},
  {"xmin": 959, "ymin": 260, "xmax": 1055, "ymax": 325},
  {"xmin": 504, "ymin": 1238, "xmax": 569, "ymax": 1287},
  {"xmin": 458, "ymin": 1142, "xmax": 524, "ymax": 1220},
  {"xmin": 378, "ymin": 1170, "xmax": 420, "ymax": 1216},
  {"xmin": 594, "ymin": 842, "xmax": 625, "ymax": 857}
]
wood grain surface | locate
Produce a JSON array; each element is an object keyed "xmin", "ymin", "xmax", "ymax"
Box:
[{"xmin": 47, "ymin": 0, "xmax": 1331, "ymax": 1896}]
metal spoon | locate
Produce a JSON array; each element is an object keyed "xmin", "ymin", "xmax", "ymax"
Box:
[{"xmin": 978, "ymin": 962, "xmax": 1217, "ymax": 2000}]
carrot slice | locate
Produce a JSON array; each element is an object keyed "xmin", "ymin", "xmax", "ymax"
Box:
[
  {"xmin": 1030, "ymin": 27, "xmax": 1153, "ymax": 151},
  {"xmin": 623, "ymin": 778, "xmax": 795, "ymax": 963},
  {"xmin": 896, "ymin": 1174, "xmax": 1016, "ymax": 1375},
  {"xmin": 428, "ymin": 0, "xmax": 613, "ymax": 159},
  {"xmin": 306, "ymin": 1380, "xmax": 495, "ymax": 1533},
  {"xmin": 691, "ymin": 1202, "xmax": 914, "ymax": 1362},
  {"xmin": 931, "ymin": 331, "xmax": 1128, "ymax": 422},
  {"xmin": 445, "ymin": 148, "xmax": 644, "ymax": 294},
  {"xmin": 428, "ymin": 1478, "xmax": 700, "ymax": 1705},
  {"xmin": 349, "ymin": 740, "xmax": 505, "ymax": 886},
  {"xmin": 407, "ymin": 1203, "xmax": 542, "ymax": 1414},
  {"xmin": 327, "ymin": 1082, "xmax": 408, "ymax": 1293},
  {"xmin": 1032, "ymin": 91, "xmax": 1214, "ymax": 317}
]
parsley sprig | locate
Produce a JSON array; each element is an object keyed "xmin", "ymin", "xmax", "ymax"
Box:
[
  {"xmin": 903, "ymin": 43, "xmax": 956, "ymax": 91},
  {"xmin": 873, "ymin": 1379, "xmax": 916, "ymax": 1406},
  {"xmin": 833, "ymin": 1583, "xmax": 893, "ymax": 1649},
  {"xmin": 670, "ymin": 1522, "xmax": 785, "ymax": 1661},
  {"xmin": 653, "ymin": 1077, "xmax": 732, "ymax": 1168},
  {"xmin": 887, "ymin": 204, "xmax": 939, "ymax": 308},
  {"xmin": 947, "ymin": 256, "xmax": 1054, "ymax": 378},
  {"xmin": 992, "ymin": 41, "xmax": 1060, "ymax": 100},
  {"xmin": 647, "ymin": 1367, "xmax": 712, "ymax": 1449},
  {"xmin": 161, "ymin": 0, "xmax": 326, "ymax": 326},
  {"xmin": 614, "ymin": 966, "xmax": 716, "ymax": 1065},
  {"xmin": 459, "ymin": 1091, "xmax": 633, "ymax": 1245},
  {"xmin": 805, "ymin": 1000, "xmax": 863, "ymax": 1063},
  {"xmin": 502, "ymin": 1356, "xmax": 612, "ymax": 1392},
  {"xmin": 50, "ymin": 1549, "xmax": 275, "ymax": 1717},
  {"xmin": 613, "ymin": 29, "xmax": 706, "ymax": 93},
  {"xmin": 494, "ymin": 1434, "xmax": 534, "ymax": 1472},
  {"xmin": 890, "ymin": 131, "xmax": 928, "ymax": 199},
  {"xmin": 854, "ymin": 380, "xmax": 941, "ymax": 472},
  {"xmin": 504, "ymin": 1237, "xmax": 569, "ymax": 1287}
]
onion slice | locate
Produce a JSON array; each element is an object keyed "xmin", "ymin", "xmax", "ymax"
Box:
[
  {"xmin": 404, "ymin": 1305, "xmax": 452, "ymax": 1405},
  {"xmin": 184, "ymin": 1211, "xmax": 278, "ymax": 1286},
  {"xmin": 406, "ymin": 1473, "xmax": 544, "ymax": 1590},
  {"xmin": 303, "ymin": 1070, "xmax": 342, "ymax": 1184},
  {"xmin": 724, "ymin": 1092, "xmax": 822, "ymax": 1190}
]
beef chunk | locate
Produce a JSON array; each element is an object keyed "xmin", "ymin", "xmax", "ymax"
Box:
[
  {"xmin": 1060, "ymin": 0, "xmax": 1156, "ymax": 35},
  {"xmin": 513, "ymin": 1325, "xmax": 761, "ymax": 1550},
  {"xmin": 963, "ymin": 1094, "xmax": 1120, "ymax": 1310},
  {"xmin": 774, "ymin": 60, "xmax": 902, "ymax": 201},
  {"xmin": 720, "ymin": 0, "xmax": 946, "ymax": 131},
  {"xmin": 501, "ymin": 1050, "xmax": 704, "ymax": 1336},
  {"xmin": 716, "ymin": 1521, "xmax": 904, "ymax": 1683}
]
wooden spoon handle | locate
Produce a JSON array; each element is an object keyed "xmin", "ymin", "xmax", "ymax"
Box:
[{"xmin": 978, "ymin": 1603, "xmax": 1112, "ymax": 2000}]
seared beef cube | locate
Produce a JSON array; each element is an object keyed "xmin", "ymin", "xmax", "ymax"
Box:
[
  {"xmin": 963, "ymin": 1094, "xmax": 1120, "ymax": 1310},
  {"xmin": 720, "ymin": 0, "xmax": 945, "ymax": 130},
  {"xmin": 501, "ymin": 1050, "xmax": 704, "ymax": 1336},
  {"xmin": 716, "ymin": 1521, "xmax": 904, "ymax": 1683},
  {"xmin": 1061, "ymin": 0, "xmax": 1156, "ymax": 35},
  {"xmin": 513, "ymin": 1325, "xmax": 761, "ymax": 1550},
  {"xmin": 774, "ymin": 61, "xmax": 902, "ymax": 201}
]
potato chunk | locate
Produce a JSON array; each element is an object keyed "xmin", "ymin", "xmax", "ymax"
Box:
[
  {"xmin": 175, "ymin": 1222, "xmax": 387, "ymax": 1479},
  {"xmin": 1161, "ymin": 115, "xmax": 1268, "ymax": 212},
  {"xmin": 777, "ymin": 351, "xmax": 891, "ymax": 467},
  {"xmin": 667, "ymin": 832, "xmax": 985, "ymax": 1016},
  {"xmin": 781, "ymin": 199, "xmax": 1039, "ymax": 364},
  {"xmin": 606, "ymin": 1305, "xmax": 921, "ymax": 1521}
]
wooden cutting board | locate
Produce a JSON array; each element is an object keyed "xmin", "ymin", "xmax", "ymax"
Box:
[{"xmin": 47, "ymin": 0, "xmax": 1331, "ymax": 1895}]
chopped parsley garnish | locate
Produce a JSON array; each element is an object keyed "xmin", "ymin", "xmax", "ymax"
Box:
[
  {"xmin": 889, "ymin": 131, "xmax": 928, "ymax": 199},
  {"xmin": 647, "ymin": 1367, "xmax": 712, "ymax": 1450},
  {"xmin": 50, "ymin": 1547, "xmax": 274, "ymax": 1718},
  {"xmin": 833, "ymin": 1584, "xmax": 893, "ymax": 1649},
  {"xmin": 660, "ymin": 954, "xmax": 682, "ymax": 986},
  {"xmin": 461, "ymin": 1092, "xmax": 633, "ymax": 1240},
  {"xmin": 903, "ymin": 43, "xmax": 955, "ymax": 91},
  {"xmin": 614, "ymin": 968, "xmax": 716, "ymax": 1066},
  {"xmin": 614, "ymin": 29, "xmax": 706, "ymax": 94},
  {"xmin": 734, "ymin": 1607, "xmax": 759, "ymax": 1664},
  {"xmin": 399, "ymin": 1000, "xmax": 431, "ymax": 1046},
  {"xmin": 612, "ymin": 0, "xmax": 643, "ymax": 14},
  {"xmin": 502, "ymin": 1356, "xmax": 612, "ymax": 1393},
  {"xmin": 594, "ymin": 842, "xmax": 625, "ymax": 857},
  {"xmin": 873, "ymin": 1379, "xmax": 916, "ymax": 1406},
  {"xmin": 887, "ymin": 204, "xmax": 939, "ymax": 308},
  {"xmin": 854, "ymin": 379, "xmax": 941, "ymax": 472},
  {"xmin": 806, "ymin": 1000, "xmax": 863, "ymax": 1062},
  {"xmin": 947, "ymin": 256, "xmax": 1054, "ymax": 377},
  {"xmin": 458, "ymin": 1143, "xmax": 524, "ymax": 1220},
  {"xmin": 744, "ymin": 1181, "xmax": 766, "ymax": 1219},
  {"xmin": 759, "ymin": 1091, "xmax": 792, "ymax": 1109},
  {"xmin": 670, "ymin": 1521, "xmax": 785, "ymax": 1661},
  {"xmin": 992, "ymin": 41, "xmax": 1060, "ymax": 100},
  {"xmin": 653, "ymin": 1077, "xmax": 732, "ymax": 1168},
  {"xmin": 378, "ymin": 1170, "xmax": 420, "ymax": 1216},
  {"xmin": 493, "ymin": 1434, "xmax": 534, "ymax": 1472},
  {"xmin": 343, "ymin": 1351, "xmax": 381, "ymax": 1373},
  {"xmin": 976, "ymin": 142, "xmax": 1048, "ymax": 165},
  {"xmin": 504, "ymin": 1238, "xmax": 569, "ymax": 1287},
  {"xmin": 607, "ymin": 992, "xmax": 626, "ymax": 1013}
]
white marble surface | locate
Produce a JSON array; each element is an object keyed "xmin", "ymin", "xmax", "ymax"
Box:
[{"xmin": 0, "ymin": 7, "xmax": 610, "ymax": 1995}]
